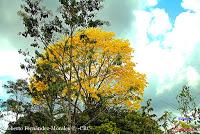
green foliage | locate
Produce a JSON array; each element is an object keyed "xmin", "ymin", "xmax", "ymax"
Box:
[
  {"xmin": 158, "ymin": 85, "xmax": 200, "ymax": 133},
  {"xmin": 158, "ymin": 111, "xmax": 175, "ymax": 133},
  {"xmin": 141, "ymin": 99, "xmax": 157, "ymax": 118},
  {"xmin": 0, "ymin": 79, "xmax": 31, "ymax": 121},
  {"xmin": 176, "ymin": 85, "xmax": 196, "ymax": 117},
  {"xmin": 3, "ymin": 0, "xmax": 189, "ymax": 134},
  {"xmin": 74, "ymin": 101, "xmax": 162, "ymax": 134},
  {"xmin": 90, "ymin": 121, "xmax": 120, "ymax": 134},
  {"xmin": 16, "ymin": 1, "xmax": 108, "ymax": 133},
  {"xmin": 4, "ymin": 100, "xmax": 163, "ymax": 134},
  {"xmin": 18, "ymin": 0, "xmax": 108, "ymax": 45}
]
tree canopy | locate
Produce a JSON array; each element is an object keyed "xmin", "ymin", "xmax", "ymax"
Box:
[
  {"xmin": 30, "ymin": 28, "xmax": 147, "ymax": 110},
  {"xmin": 0, "ymin": 0, "xmax": 153, "ymax": 133}
]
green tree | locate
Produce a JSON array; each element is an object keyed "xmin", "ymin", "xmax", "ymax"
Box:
[
  {"xmin": 1, "ymin": 1, "xmax": 150, "ymax": 134},
  {"xmin": 162, "ymin": 85, "xmax": 200, "ymax": 133},
  {"xmin": 17, "ymin": 0, "xmax": 108, "ymax": 133},
  {"xmin": 176, "ymin": 85, "xmax": 196, "ymax": 119},
  {"xmin": 74, "ymin": 102, "xmax": 162, "ymax": 134},
  {"xmin": 176, "ymin": 85, "xmax": 200, "ymax": 133},
  {"xmin": 15, "ymin": 0, "xmax": 147, "ymax": 134},
  {"xmin": 158, "ymin": 111, "xmax": 176, "ymax": 134},
  {"xmin": 0, "ymin": 79, "xmax": 33, "ymax": 133},
  {"xmin": 1, "ymin": 80, "xmax": 31, "ymax": 120}
]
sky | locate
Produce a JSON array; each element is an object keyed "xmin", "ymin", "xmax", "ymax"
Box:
[
  {"xmin": 132, "ymin": 0, "xmax": 200, "ymax": 115},
  {"xmin": 0, "ymin": 0, "xmax": 200, "ymax": 129}
]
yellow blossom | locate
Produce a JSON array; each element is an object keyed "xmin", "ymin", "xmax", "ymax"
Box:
[
  {"xmin": 34, "ymin": 81, "xmax": 48, "ymax": 91},
  {"xmin": 32, "ymin": 98, "xmax": 41, "ymax": 105},
  {"xmin": 29, "ymin": 27, "xmax": 147, "ymax": 110}
]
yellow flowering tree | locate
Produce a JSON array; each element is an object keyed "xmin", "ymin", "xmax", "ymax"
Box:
[
  {"xmin": 16, "ymin": 0, "xmax": 147, "ymax": 133},
  {"xmin": 29, "ymin": 28, "xmax": 147, "ymax": 127}
]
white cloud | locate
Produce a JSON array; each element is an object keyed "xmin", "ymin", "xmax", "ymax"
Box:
[
  {"xmin": 0, "ymin": 49, "xmax": 27, "ymax": 103},
  {"xmin": 133, "ymin": 8, "xmax": 179, "ymax": 79},
  {"xmin": 155, "ymin": 66, "xmax": 199, "ymax": 95},
  {"xmin": 139, "ymin": 0, "xmax": 158, "ymax": 8},
  {"xmin": 181, "ymin": 0, "xmax": 200, "ymax": 12},
  {"xmin": 163, "ymin": 11, "xmax": 200, "ymax": 56},
  {"xmin": 186, "ymin": 66, "xmax": 200, "ymax": 88},
  {"xmin": 148, "ymin": 8, "xmax": 172, "ymax": 36},
  {"xmin": 134, "ymin": 40, "xmax": 184, "ymax": 95},
  {"xmin": 147, "ymin": 0, "xmax": 158, "ymax": 7},
  {"xmin": 0, "ymin": 38, "xmax": 15, "ymax": 51},
  {"xmin": 133, "ymin": 4, "xmax": 200, "ymax": 95},
  {"xmin": 0, "ymin": 51, "xmax": 27, "ymax": 79},
  {"xmin": 0, "ymin": 37, "xmax": 27, "ymax": 79},
  {"xmin": 135, "ymin": 41, "xmax": 183, "ymax": 77},
  {"xmin": 133, "ymin": 10, "xmax": 152, "ymax": 47},
  {"xmin": 133, "ymin": 8, "xmax": 172, "ymax": 47}
]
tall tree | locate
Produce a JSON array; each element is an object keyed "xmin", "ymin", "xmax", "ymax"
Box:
[
  {"xmin": 28, "ymin": 27, "xmax": 147, "ymax": 132},
  {"xmin": 18, "ymin": 0, "xmax": 108, "ymax": 133},
  {"xmin": 17, "ymin": 0, "xmax": 147, "ymax": 133}
]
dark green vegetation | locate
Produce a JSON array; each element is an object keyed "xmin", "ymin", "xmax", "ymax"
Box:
[{"xmin": 2, "ymin": 81, "xmax": 162, "ymax": 134}]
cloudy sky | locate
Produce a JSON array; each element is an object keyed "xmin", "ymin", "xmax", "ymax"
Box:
[{"xmin": 0, "ymin": 0, "xmax": 200, "ymax": 121}]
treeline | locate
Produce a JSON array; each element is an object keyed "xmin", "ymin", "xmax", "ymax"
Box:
[{"xmin": 1, "ymin": 80, "xmax": 200, "ymax": 133}]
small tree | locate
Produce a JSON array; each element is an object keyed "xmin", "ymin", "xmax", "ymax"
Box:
[
  {"xmin": 141, "ymin": 99, "xmax": 156, "ymax": 118},
  {"xmin": 175, "ymin": 85, "xmax": 200, "ymax": 133},
  {"xmin": 158, "ymin": 111, "xmax": 176, "ymax": 134},
  {"xmin": 0, "ymin": 79, "xmax": 33, "ymax": 133},
  {"xmin": 0, "ymin": 79, "xmax": 31, "ymax": 120},
  {"xmin": 176, "ymin": 85, "xmax": 196, "ymax": 120},
  {"xmin": 140, "ymin": 99, "xmax": 158, "ymax": 133}
]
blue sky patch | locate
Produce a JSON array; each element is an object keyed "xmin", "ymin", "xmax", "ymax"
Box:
[
  {"xmin": 156, "ymin": 0, "xmax": 185, "ymax": 23},
  {"xmin": 0, "ymin": 75, "xmax": 13, "ymax": 81}
]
